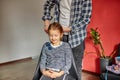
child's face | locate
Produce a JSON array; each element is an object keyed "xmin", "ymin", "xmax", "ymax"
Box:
[{"xmin": 48, "ymin": 29, "xmax": 63, "ymax": 46}]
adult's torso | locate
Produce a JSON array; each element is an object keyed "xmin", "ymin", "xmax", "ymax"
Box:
[{"xmin": 59, "ymin": 0, "xmax": 72, "ymax": 28}]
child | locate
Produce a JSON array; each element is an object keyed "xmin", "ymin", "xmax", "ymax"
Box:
[{"xmin": 39, "ymin": 22, "xmax": 72, "ymax": 80}]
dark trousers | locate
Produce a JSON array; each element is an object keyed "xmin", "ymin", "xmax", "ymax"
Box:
[{"xmin": 62, "ymin": 35, "xmax": 85, "ymax": 80}]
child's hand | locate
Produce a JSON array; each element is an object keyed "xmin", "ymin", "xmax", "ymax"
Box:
[
  {"xmin": 50, "ymin": 71, "xmax": 64, "ymax": 78},
  {"xmin": 42, "ymin": 70, "xmax": 52, "ymax": 77},
  {"xmin": 50, "ymin": 72, "xmax": 61, "ymax": 78}
]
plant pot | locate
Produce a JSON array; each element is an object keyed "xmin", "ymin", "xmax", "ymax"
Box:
[{"xmin": 100, "ymin": 57, "xmax": 112, "ymax": 72}]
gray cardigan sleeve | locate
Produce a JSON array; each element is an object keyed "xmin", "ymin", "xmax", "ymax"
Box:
[
  {"xmin": 61, "ymin": 43, "xmax": 72, "ymax": 73},
  {"xmin": 39, "ymin": 44, "xmax": 47, "ymax": 71}
]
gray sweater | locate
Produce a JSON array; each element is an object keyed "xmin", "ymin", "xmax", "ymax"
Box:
[{"xmin": 40, "ymin": 42, "xmax": 72, "ymax": 73}]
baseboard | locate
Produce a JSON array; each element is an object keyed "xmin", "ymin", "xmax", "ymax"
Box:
[
  {"xmin": 0, "ymin": 57, "xmax": 32, "ymax": 66},
  {"xmin": 31, "ymin": 55, "xmax": 40, "ymax": 59}
]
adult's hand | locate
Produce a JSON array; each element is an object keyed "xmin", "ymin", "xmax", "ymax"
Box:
[
  {"xmin": 44, "ymin": 20, "xmax": 50, "ymax": 33},
  {"xmin": 62, "ymin": 27, "xmax": 71, "ymax": 33}
]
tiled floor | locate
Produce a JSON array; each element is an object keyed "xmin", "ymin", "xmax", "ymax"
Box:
[{"xmin": 0, "ymin": 58, "xmax": 100, "ymax": 80}]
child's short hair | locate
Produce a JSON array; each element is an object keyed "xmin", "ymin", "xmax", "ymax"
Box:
[{"xmin": 48, "ymin": 22, "xmax": 63, "ymax": 34}]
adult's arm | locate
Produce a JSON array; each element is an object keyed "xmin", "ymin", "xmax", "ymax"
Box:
[
  {"xmin": 42, "ymin": 0, "xmax": 56, "ymax": 21},
  {"xmin": 71, "ymin": 0, "xmax": 92, "ymax": 33}
]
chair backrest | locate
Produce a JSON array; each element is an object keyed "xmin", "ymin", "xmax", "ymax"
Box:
[{"xmin": 32, "ymin": 54, "xmax": 42, "ymax": 80}]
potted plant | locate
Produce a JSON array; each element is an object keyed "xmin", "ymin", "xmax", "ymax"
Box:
[{"xmin": 90, "ymin": 28, "xmax": 116, "ymax": 72}]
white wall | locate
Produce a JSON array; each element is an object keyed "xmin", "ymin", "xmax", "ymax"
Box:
[{"xmin": 0, "ymin": 0, "xmax": 48, "ymax": 63}]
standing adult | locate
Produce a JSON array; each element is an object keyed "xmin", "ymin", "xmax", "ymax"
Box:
[{"xmin": 42, "ymin": 0, "xmax": 92, "ymax": 80}]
